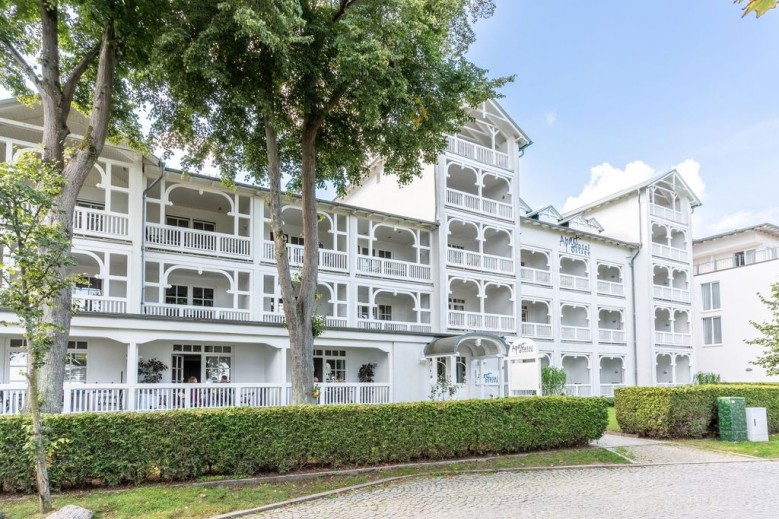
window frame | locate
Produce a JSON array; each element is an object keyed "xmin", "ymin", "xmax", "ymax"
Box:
[{"xmin": 702, "ymin": 316, "xmax": 722, "ymax": 346}]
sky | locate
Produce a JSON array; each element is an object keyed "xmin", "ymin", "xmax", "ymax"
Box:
[{"xmin": 466, "ymin": 1, "xmax": 779, "ymax": 238}]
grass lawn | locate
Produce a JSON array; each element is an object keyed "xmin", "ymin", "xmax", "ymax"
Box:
[
  {"xmin": 607, "ymin": 407, "xmax": 620, "ymax": 432},
  {"xmin": 680, "ymin": 434, "xmax": 779, "ymax": 459},
  {"xmin": 0, "ymin": 448, "xmax": 626, "ymax": 519}
]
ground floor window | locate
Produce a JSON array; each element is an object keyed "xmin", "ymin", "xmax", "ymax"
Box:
[
  {"xmin": 703, "ymin": 316, "xmax": 722, "ymax": 345},
  {"xmin": 314, "ymin": 349, "xmax": 346, "ymax": 382},
  {"xmin": 172, "ymin": 344, "xmax": 233, "ymax": 383},
  {"xmin": 8, "ymin": 339, "xmax": 27, "ymax": 382},
  {"xmin": 456, "ymin": 356, "xmax": 467, "ymax": 384},
  {"xmin": 65, "ymin": 341, "xmax": 88, "ymax": 382}
]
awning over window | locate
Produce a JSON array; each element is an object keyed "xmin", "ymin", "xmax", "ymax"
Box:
[{"xmin": 424, "ymin": 332, "xmax": 508, "ymax": 358}]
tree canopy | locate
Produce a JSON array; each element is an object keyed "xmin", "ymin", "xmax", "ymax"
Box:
[
  {"xmin": 748, "ymin": 282, "xmax": 779, "ymax": 375},
  {"xmin": 735, "ymin": 0, "xmax": 777, "ymax": 18}
]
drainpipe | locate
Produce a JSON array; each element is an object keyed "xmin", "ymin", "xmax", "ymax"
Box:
[
  {"xmin": 140, "ymin": 160, "xmax": 166, "ymax": 313},
  {"xmin": 629, "ymin": 188, "xmax": 643, "ymax": 385}
]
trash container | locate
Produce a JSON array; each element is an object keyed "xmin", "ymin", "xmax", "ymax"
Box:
[{"xmin": 718, "ymin": 396, "xmax": 747, "ymax": 442}]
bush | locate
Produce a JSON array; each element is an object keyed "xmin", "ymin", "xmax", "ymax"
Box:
[
  {"xmin": 541, "ymin": 366, "xmax": 567, "ymax": 395},
  {"xmin": 0, "ymin": 397, "xmax": 607, "ymax": 492},
  {"xmin": 694, "ymin": 372, "xmax": 721, "ymax": 385},
  {"xmin": 615, "ymin": 385, "xmax": 779, "ymax": 438}
]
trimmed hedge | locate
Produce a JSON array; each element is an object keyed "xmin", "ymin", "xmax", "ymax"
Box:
[
  {"xmin": 615, "ymin": 385, "xmax": 779, "ymax": 439},
  {"xmin": 0, "ymin": 397, "xmax": 607, "ymax": 492}
]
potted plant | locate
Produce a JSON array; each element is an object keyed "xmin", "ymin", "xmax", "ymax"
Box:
[
  {"xmin": 358, "ymin": 362, "xmax": 377, "ymax": 383},
  {"xmin": 138, "ymin": 357, "xmax": 168, "ymax": 383}
]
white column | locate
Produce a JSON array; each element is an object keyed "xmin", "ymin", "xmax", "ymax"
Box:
[
  {"xmin": 388, "ymin": 346, "xmax": 394, "ymax": 403},
  {"xmin": 126, "ymin": 342, "xmax": 138, "ymax": 411},
  {"xmin": 497, "ymin": 357, "xmax": 505, "ymax": 397},
  {"xmin": 279, "ymin": 347, "xmax": 288, "ymax": 406}
]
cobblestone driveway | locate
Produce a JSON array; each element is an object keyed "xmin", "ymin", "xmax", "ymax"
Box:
[{"xmin": 246, "ymin": 460, "xmax": 779, "ymax": 519}]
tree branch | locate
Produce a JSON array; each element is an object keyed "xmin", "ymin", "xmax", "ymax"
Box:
[
  {"xmin": 332, "ymin": 0, "xmax": 365, "ymax": 22},
  {"xmin": 0, "ymin": 37, "xmax": 41, "ymax": 89},
  {"xmin": 308, "ymin": 83, "xmax": 348, "ymax": 135},
  {"xmin": 62, "ymin": 41, "xmax": 102, "ymax": 105}
]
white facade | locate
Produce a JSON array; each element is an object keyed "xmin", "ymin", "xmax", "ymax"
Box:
[
  {"xmin": 692, "ymin": 224, "xmax": 779, "ymax": 382},
  {"xmin": 0, "ymin": 98, "xmax": 703, "ymax": 414}
]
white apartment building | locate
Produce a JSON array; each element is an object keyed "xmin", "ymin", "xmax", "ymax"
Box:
[
  {"xmin": 0, "ymin": 98, "xmax": 702, "ymax": 414},
  {"xmin": 692, "ymin": 223, "xmax": 779, "ymax": 382}
]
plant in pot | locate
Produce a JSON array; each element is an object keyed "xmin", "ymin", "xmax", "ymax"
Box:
[
  {"xmin": 138, "ymin": 357, "xmax": 168, "ymax": 383},
  {"xmin": 358, "ymin": 362, "xmax": 377, "ymax": 383}
]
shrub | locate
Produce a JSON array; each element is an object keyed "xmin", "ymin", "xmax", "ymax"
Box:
[
  {"xmin": 694, "ymin": 372, "xmax": 721, "ymax": 385},
  {"xmin": 615, "ymin": 385, "xmax": 779, "ymax": 438},
  {"xmin": 0, "ymin": 397, "xmax": 607, "ymax": 492},
  {"xmin": 541, "ymin": 366, "xmax": 567, "ymax": 395}
]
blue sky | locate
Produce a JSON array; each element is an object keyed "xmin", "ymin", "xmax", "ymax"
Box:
[{"xmin": 468, "ymin": 1, "xmax": 779, "ymax": 237}]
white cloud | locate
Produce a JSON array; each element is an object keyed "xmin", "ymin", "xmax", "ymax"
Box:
[
  {"xmin": 545, "ymin": 111, "xmax": 557, "ymax": 125},
  {"xmin": 563, "ymin": 159, "xmax": 706, "ymax": 213},
  {"xmin": 693, "ymin": 208, "xmax": 779, "ymax": 238}
]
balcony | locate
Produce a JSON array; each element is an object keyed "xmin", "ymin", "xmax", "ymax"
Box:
[
  {"xmin": 146, "ymin": 223, "xmax": 252, "ymax": 260},
  {"xmin": 561, "ymin": 325, "xmax": 591, "ymax": 342},
  {"xmin": 447, "ymin": 248, "xmax": 514, "ymax": 275},
  {"xmin": 144, "ymin": 303, "xmax": 251, "ymax": 321},
  {"xmin": 650, "ymin": 203, "xmax": 687, "ymax": 224},
  {"xmin": 596, "ymin": 280, "xmax": 624, "ymax": 297},
  {"xmin": 357, "ymin": 255, "xmax": 431, "ymax": 282},
  {"xmin": 653, "ymin": 285, "xmax": 691, "ymax": 303},
  {"xmin": 652, "ymin": 243, "xmax": 689, "ymax": 262},
  {"xmin": 446, "ymin": 135, "xmax": 510, "ymax": 171},
  {"xmin": 564, "ymin": 384, "xmax": 592, "ymax": 397},
  {"xmin": 0, "ymin": 384, "xmax": 26, "ymax": 416},
  {"xmin": 654, "ymin": 331, "xmax": 692, "ymax": 347},
  {"xmin": 73, "ymin": 295, "xmax": 127, "ymax": 314},
  {"xmin": 560, "ymin": 273, "xmax": 590, "ymax": 292},
  {"xmin": 357, "ymin": 319, "xmax": 431, "ymax": 333},
  {"xmin": 448, "ymin": 311, "xmax": 515, "ymax": 333},
  {"xmin": 262, "ymin": 241, "xmax": 348, "ymax": 272},
  {"xmin": 73, "ymin": 206, "xmax": 129, "ymax": 240},
  {"xmin": 598, "ymin": 329, "xmax": 626, "ymax": 344},
  {"xmin": 521, "ymin": 267, "xmax": 552, "ymax": 286},
  {"xmin": 521, "ymin": 322, "xmax": 552, "ymax": 339},
  {"xmin": 445, "ymin": 188, "xmax": 513, "ymax": 220}
]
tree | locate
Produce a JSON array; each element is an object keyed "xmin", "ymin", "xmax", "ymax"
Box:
[
  {"xmin": 147, "ymin": 0, "xmax": 509, "ymax": 404},
  {"xmin": 0, "ymin": 154, "xmax": 78, "ymax": 513},
  {"xmin": 748, "ymin": 282, "xmax": 779, "ymax": 374},
  {"xmin": 735, "ymin": 0, "xmax": 777, "ymax": 17},
  {"xmin": 0, "ymin": 0, "xmax": 161, "ymax": 412}
]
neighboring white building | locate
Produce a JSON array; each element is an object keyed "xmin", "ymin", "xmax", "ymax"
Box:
[
  {"xmin": 0, "ymin": 98, "xmax": 703, "ymax": 415},
  {"xmin": 692, "ymin": 224, "xmax": 779, "ymax": 382}
]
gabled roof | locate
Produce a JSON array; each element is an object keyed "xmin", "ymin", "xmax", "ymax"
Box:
[
  {"xmin": 693, "ymin": 223, "xmax": 779, "ymax": 245},
  {"xmin": 562, "ymin": 169, "xmax": 703, "ymax": 218},
  {"xmin": 527, "ymin": 205, "xmax": 562, "ymax": 221},
  {"xmin": 520, "ymin": 215, "xmax": 638, "ymax": 249},
  {"xmin": 478, "ymin": 99, "xmax": 532, "ymax": 149},
  {"xmin": 517, "ymin": 197, "xmax": 533, "ymax": 214},
  {"xmin": 559, "ymin": 213, "xmax": 604, "ymax": 233}
]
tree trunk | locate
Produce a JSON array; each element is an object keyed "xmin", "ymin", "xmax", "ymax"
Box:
[{"xmin": 27, "ymin": 342, "xmax": 52, "ymax": 513}]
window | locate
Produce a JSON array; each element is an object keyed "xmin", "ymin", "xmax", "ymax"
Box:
[
  {"xmin": 166, "ymin": 285, "xmax": 188, "ymax": 305},
  {"xmin": 358, "ymin": 246, "xmax": 392, "ymax": 258},
  {"xmin": 65, "ymin": 341, "xmax": 88, "ymax": 382},
  {"xmin": 166, "ymin": 216, "xmax": 190, "ymax": 228},
  {"xmin": 703, "ymin": 317, "xmax": 722, "ymax": 345},
  {"xmin": 314, "ymin": 349, "xmax": 346, "ymax": 382},
  {"xmin": 192, "ymin": 219, "xmax": 215, "ymax": 232},
  {"xmin": 289, "ymin": 235, "xmax": 304, "ymax": 246},
  {"xmin": 358, "ymin": 305, "xmax": 371, "ymax": 319},
  {"xmin": 205, "ymin": 356, "xmax": 231, "ymax": 382},
  {"xmin": 701, "ymin": 282, "xmax": 720, "ymax": 311},
  {"xmin": 76, "ymin": 200, "xmax": 105, "ymax": 210},
  {"xmin": 448, "ymin": 298, "xmax": 465, "ymax": 311},
  {"xmin": 521, "ymin": 305, "xmax": 529, "ymax": 322},
  {"xmin": 449, "ymin": 244, "xmax": 465, "ymax": 251},
  {"xmin": 74, "ymin": 276, "xmax": 103, "ymax": 297},
  {"xmin": 8, "ymin": 339, "xmax": 27, "ymax": 383},
  {"xmin": 456, "ymin": 356, "xmax": 467, "ymax": 384},
  {"xmin": 735, "ymin": 249, "xmax": 757, "ymax": 266},
  {"xmin": 192, "ymin": 287, "xmax": 214, "ymax": 307},
  {"xmin": 377, "ymin": 305, "xmax": 392, "ymax": 321}
]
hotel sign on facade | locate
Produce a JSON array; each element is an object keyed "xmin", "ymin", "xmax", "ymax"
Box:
[{"xmin": 560, "ymin": 235, "xmax": 591, "ymax": 256}]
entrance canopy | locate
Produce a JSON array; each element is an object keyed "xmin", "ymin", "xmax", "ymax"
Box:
[{"xmin": 424, "ymin": 332, "xmax": 508, "ymax": 358}]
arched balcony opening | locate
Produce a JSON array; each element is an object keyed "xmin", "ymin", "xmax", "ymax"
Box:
[
  {"xmin": 599, "ymin": 357, "xmax": 625, "ymax": 396},
  {"xmin": 445, "ymin": 162, "xmax": 479, "ymax": 196},
  {"xmin": 649, "ymin": 186, "xmax": 687, "ymax": 224},
  {"xmin": 520, "ymin": 249, "xmax": 551, "ymax": 286},
  {"xmin": 675, "ymin": 355, "xmax": 692, "ymax": 385},
  {"xmin": 482, "ymin": 227, "xmax": 514, "ymax": 274},
  {"xmin": 265, "ymin": 207, "xmax": 348, "ymax": 272},
  {"xmin": 315, "ymin": 282, "xmax": 348, "ymax": 328},
  {"xmin": 653, "ymin": 265, "xmax": 691, "ymax": 303},
  {"xmin": 70, "ymin": 251, "xmax": 128, "ymax": 314},
  {"xmin": 521, "ymin": 300, "xmax": 552, "ymax": 339},
  {"xmin": 651, "ymin": 223, "xmax": 669, "ymax": 245},
  {"xmin": 73, "ymin": 161, "xmax": 131, "ymax": 240},
  {"xmin": 653, "ymin": 265, "xmax": 670, "ymax": 286},
  {"xmin": 447, "ymin": 279, "xmax": 514, "ymax": 333},
  {"xmin": 562, "ymin": 355, "xmax": 591, "ymax": 396},
  {"xmin": 671, "ymin": 270, "xmax": 688, "ymax": 290},
  {"xmin": 561, "ymin": 304, "xmax": 590, "ymax": 342},
  {"xmin": 654, "ymin": 308, "xmax": 692, "ymax": 347},
  {"xmin": 481, "ymin": 174, "xmax": 513, "ymax": 219},
  {"xmin": 654, "ymin": 308, "xmax": 672, "ymax": 332},
  {"xmin": 596, "ymin": 263, "xmax": 624, "ymax": 296},
  {"xmin": 669, "ymin": 228, "xmax": 687, "ymax": 249},
  {"xmin": 358, "ymin": 287, "xmax": 431, "ymax": 332},
  {"xmin": 651, "ymin": 223, "xmax": 689, "ymax": 262},
  {"xmin": 598, "ymin": 309, "xmax": 626, "ymax": 344},
  {"xmin": 356, "ymin": 220, "xmax": 430, "ymax": 281},
  {"xmin": 447, "ymin": 220, "xmax": 480, "ymax": 254},
  {"xmin": 559, "ymin": 256, "xmax": 590, "ymax": 292},
  {"xmin": 674, "ymin": 310, "xmax": 691, "ymax": 333},
  {"xmin": 656, "ymin": 354, "xmax": 674, "ymax": 384}
]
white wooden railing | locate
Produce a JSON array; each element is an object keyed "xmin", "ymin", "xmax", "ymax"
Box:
[
  {"xmin": 264, "ymin": 313, "xmax": 348, "ymax": 328},
  {"xmin": 146, "ymin": 223, "xmax": 252, "ymax": 259},
  {"xmin": 144, "ymin": 303, "xmax": 251, "ymax": 321},
  {"xmin": 133, "ymin": 383, "xmax": 285, "ymax": 411},
  {"xmin": 564, "ymin": 384, "xmax": 592, "ymax": 397},
  {"xmin": 445, "ymin": 188, "xmax": 513, "ymax": 220},
  {"xmin": 694, "ymin": 246, "xmax": 779, "ymax": 274},
  {"xmin": 448, "ymin": 311, "xmax": 515, "ymax": 333},
  {"xmin": 650, "ymin": 203, "xmax": 687, "ymax": 224},
  {"xmin": 73, "ymin": 295, "xmax": 127, "ymax": 314},
  {"xmin": 599, "ymin": 384, "xmax": 625, "ymax": 398},
  {"xmin": 73, "ymin": 207, "xmax": 129, "ymax": 239},
  {"xmin": 653, "ymin": 285, "xmax": 691, "ymax": 303},
  {"xmin": 64, "ymin": 383, "xmax": 128, "ymax": 413},
  {"xmin": 357, "ymin": 319, "xmax": 432, "ymax": 333},
  {"xmin": 651, "ymin": 242, "xmax": 689, "ymax": 262},
  {"xmin": 521, "ymin": 322, "xmax": 553, "ymax": 338},
  {"xmin": 561, "ymin": 325, "xmax": 591, "ymax": 341},
  {"xmin": 262, "ymin": 241, "xmax": 348, "ymax": 272},
  {"xmin": 596, "ymin": 280, "xmax": 624, "ymax": 297},
  {"xmin": 447, "ymin": 135, "xmax": 511, "ymax": 170},
  {"xmin": 356, "ymin": 255, "xmax": 432, "ymax": 281},
  {"xmin": 0, "ymin": 384, "xmax": 26, "ymax": 415},
  {"xmin": 598, "ymin": 328, "xmax": 627, "ymax": 344},
  {"xmin": 559, "ymin": 273, "xmax": 590, "ymax": 292},
  {"xmin": 520, "ymin": 267, "xmax": 552, "ymax": 286},
  {"xmin": 655, "ymin": 331, "xmax": 692, "ymax": 347},
  {"xmin": 318, "ymin": 383, "xmax": 391, "ymax": 405},
  {"xmin": 447, "ymin": 248, "xmax": 514, "ymax": 274}
]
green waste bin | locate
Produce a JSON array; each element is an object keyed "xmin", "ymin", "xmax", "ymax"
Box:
[{"xmin": 718, "ymin": 396, "xmax": 747, "ymax": 442}]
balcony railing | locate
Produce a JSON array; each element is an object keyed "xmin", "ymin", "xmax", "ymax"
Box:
[
  {"xmin": 73, "ymin": 206, "xmax": 129, "ymax": 239},
  {"xmin": 0, "ymin": 384, "xmax": 26, "ymax": 415},
  {"xmin": 448, "ymin": 311, "xmax": 515, "ymax": 333},
  {"xmin": 598, "ymin": 328, "xmax": 626, "ymax": 344},
  {"xmin": 694, "ymin": 246, "xmax": 779, "ymax": 275},
  {"xmin": 262, "ymin": 241, "xmax": 348, "ymax": 272},
  {"xmin": 564, "ymin": 384, "xmax": 592, "ymax": 397},
  {"xmin": 144, "ymin": 303, "xmax": 251, "ymax": 321},
  {"xmin": 599, "ymin": 384, "xmax": 625, "ymax": 398},
  {"xmin": 357, "ymin": 255, "xmax": 432, "ymax": 282},
  {"xmin": 357, "ymin": 319, "xmax": 432, "ymax": 333},
  {"xmin": 319, "ymin": 383, "xmax": 391, "ymax": 405},
  {"xmin": 521, "ymin": 322, "xmax": 552, "ymax": 339},
  {"xmin": 650, "ymin": 203, "xmax": 687, "ymax": 224},
  {"xmin": 652, "ymin": 242, "xmax": 689, "ymax": 262},
  {"xmin": 653, "ymin": 285, "xmax": 691, "ymax": 303},
  {"xmin": 73, "ymin": 295, "xmax": 127, "ymax": 314},
  {"xmin": 447, "ymin": 248, "xmax": 514, "ymax": 275},
  {"xmin": 446, "ymin": 135, "xmax": 511, "ymax": 170},
  {"xmin": 561, "ymin": 325, "xmax": 591, "ymax": 341},
  {"xmin": 146, "ymin": 223, "xmax": 252, "ymax": 259},
  {"xmin": 654, "ymin": 331, "xmax": 692, "ymax": 347},
  {"xmin": 445, "ymin": 188, "xmax": 513, "ymax": 220},
  {"xmin": 559, "ymin": 273, "xmax": 590, "ymax": 292},
  {"xmin": 596, "ymin": 280, "xmax": 624, "ymax": 297},
  {"xmin": 520, "ymin": 267, "xmax": 552, "ymax": 286}
]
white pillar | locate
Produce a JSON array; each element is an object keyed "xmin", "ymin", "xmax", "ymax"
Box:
[
  {"xmin": 126, "ymin": 342, "xmax": 138, "ymax": 411},
  {"xmin": 279, "ymin": 347, "xmax": 288, "ymax": 405},
  {"xmin": 497, "ymin": 357, "xmax": 505, "ymax": 397}
]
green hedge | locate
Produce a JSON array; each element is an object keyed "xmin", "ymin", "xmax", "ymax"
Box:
[
  {"xmin": 0, "ymin": 397, "xmax": 607, "ymax": 492},
  {"xmin": 615, "ymin": 385, "xmax": 779, "ymax": 438}
]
